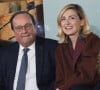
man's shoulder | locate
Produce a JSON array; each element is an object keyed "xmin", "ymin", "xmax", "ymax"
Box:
[
  {"xmin": 45, "ymin": 37, "xmax": 57, "ymax": 44},
  {"xmin": 36, "ymin": 36, "xmax": 58, "ymax": 44},
  {"xmin": 36, "ymin": 36, "xmax": 58, "ymax": 49},
  {"xmin": 0, "ymin": 41, "xmax": 19, "ymax": 52}
]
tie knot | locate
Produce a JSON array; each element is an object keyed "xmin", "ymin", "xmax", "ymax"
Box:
[{"xmin": 23, "ymin": 48, "xmax": 29, "ymax": 53}]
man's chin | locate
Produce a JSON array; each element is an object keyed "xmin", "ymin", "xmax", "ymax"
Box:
[{"xmin": 21, "ymin": 39, "xmax": 33, "ymax": 47}]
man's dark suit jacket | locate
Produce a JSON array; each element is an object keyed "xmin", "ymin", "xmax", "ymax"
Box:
[{"xmin": 0, "ymin": 36, "xmax": 58, "ymax": 90}]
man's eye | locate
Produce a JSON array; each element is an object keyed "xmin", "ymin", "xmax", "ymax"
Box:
[
  {"xmin": 70, "ymin": 16, "xmax": 76, "ymax": 19},
  {"xmin": 16, "ymin": 27, "xmax": 22, "ymax": 30},
  {"xmin": 25, "ymin": 25, "xmax": 30, "ymax": 27}
]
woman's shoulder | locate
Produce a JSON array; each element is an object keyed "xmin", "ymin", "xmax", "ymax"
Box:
[
  {"xmin": 85, "ymin": 32, "xmax": 100, "ymax": 53},
  {"xmin": 86, "ymin": 32, "xmax": 100, "ymax": 42}
]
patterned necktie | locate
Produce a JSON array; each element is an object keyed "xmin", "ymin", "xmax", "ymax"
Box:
[{"xmin": 16, "ymin": 48, "xmax": 29, "ymax": 90}]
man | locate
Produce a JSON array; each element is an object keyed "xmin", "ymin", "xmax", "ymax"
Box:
[{"xmin": 0, "ymin": 11, "xmax": 57, "ymax": 90}]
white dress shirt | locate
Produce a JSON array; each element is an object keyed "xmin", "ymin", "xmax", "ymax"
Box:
[{"xmin": 13, "ymin": 42, "xmax": 39, "ymax": 90}]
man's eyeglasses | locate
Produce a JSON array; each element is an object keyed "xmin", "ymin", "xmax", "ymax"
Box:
[{"xmin": 14, "ymin": 23, "xmax": 33, "ymax": 32}]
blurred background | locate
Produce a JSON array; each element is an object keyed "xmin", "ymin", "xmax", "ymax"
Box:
[
  {"xmin": 0, "ymin": 0, "xmax": 100, "ymax": 42},
  {"xmin": 43, "ymin": 0, "xmax": 100, "ymax": 40},
  {"xmin": 0, "ymin": 0, "xmax": 44, "ymax": 42}
]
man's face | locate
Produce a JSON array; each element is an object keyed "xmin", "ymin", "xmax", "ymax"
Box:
[{"xmin": 12, "ymin": 13, "xmax": 36, "ymax": 47}]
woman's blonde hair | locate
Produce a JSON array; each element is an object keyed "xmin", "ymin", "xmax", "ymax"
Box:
[{"xmin": 57, "ymin": 4, "xmax": 91, "ymax": 43}]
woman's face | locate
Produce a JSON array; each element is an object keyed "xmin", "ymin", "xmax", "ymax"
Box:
[{"xmin": 60, "ymin": 9, "xmax": 84, "ymax": 37}]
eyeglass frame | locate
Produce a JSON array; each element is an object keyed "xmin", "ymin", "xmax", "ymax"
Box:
[{"xmin": 13, "ymin": 23, "xmax": 33, "ymax": 32}]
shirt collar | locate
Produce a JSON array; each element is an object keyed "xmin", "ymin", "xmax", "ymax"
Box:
[{"xmin": 19, "ymin": 42, "xmax": 35, "ymax": 52}]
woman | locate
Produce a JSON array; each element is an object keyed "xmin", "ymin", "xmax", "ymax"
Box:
[{"xmin": 55, "ymin": 4, "xmax": 100, "ymax": 90}]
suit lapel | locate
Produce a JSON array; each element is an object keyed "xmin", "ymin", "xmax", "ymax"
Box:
[
  {"xmin": 35, "ymin": 37, "xmax": 44, "ymax": 87},
  {"xmin": 63, "ymin": 38, "xmax": 84, "ymax": 71},
  {"xmin": 7, "ymin": 42, "xmax": 19, "ymax": 90}
]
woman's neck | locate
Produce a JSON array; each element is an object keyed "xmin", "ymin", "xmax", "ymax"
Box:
[{"xmin": 69, "ymin": 34, "xmax": 79, "ymax": 50}]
